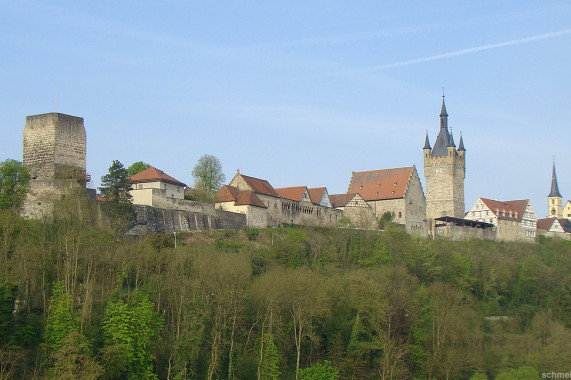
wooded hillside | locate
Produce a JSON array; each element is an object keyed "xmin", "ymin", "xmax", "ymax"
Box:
[{"xmin": 0, "ymin": 193, "xmax": 569, "ymax": 379}]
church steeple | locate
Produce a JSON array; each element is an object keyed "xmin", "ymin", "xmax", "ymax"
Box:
[
  {"xmin": 549, "ymin": 161, "xmax": 562, "ymax": 197},
  {"xmin": 548, "ymin": 160, "xmax": 563, "ymax": 218}
]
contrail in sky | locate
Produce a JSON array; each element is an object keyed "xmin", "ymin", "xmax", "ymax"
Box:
[{"xmin": 364, "ymin": 29, "xmax": 571, "ymax": 71}]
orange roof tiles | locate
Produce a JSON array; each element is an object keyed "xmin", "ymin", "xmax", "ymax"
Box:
[
  {"xmin": 235, "ymin": 191, "xmax": 267, "ymax": 208},
  {"xmin": 276, "ymin": 186, "xmax": 309, "ymax": 202},
  {"xmin": 347, "ymin": 167, "xmax": 413, "ymax": 201},
  {"xmin": 129, "ymin": 166, "xmax": 187, "ymax": 188},
  {"xmin": 308, "ymin": 187, "xmax": 326, "ymax": 205},
  {"xmin": 216, "ymin": 185, "xmax": 239, "ymax": 203},
  {"xmin": 537, "ymin": 218, "xmax": 571, "ymax": 232},
  {"xmin": 480, "ymin": 198, "xmax": 529, "ymax": 221},
  {"xmin": 330, "ymin": 193, "xmax": 356, "ymax": 208},
  {"xmin": 216, "ymin": 185, "xmax": 267, "ymax": 208},
  {"xmin": 240, "ymin": 174, "xmax": 280, "ymax": 198}
]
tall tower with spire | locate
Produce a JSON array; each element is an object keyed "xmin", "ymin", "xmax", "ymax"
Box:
[
  {"xmin": 548, "ymin": 160, "xmax": 563, "ymax": 218},
  {"xmin": 423, "ymin": 96, "xmax": 466, "ymax": 223}
]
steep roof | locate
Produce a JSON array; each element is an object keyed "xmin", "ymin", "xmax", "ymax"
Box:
[
  {"xmin": 129, "ymin": 166, "xmax": 187, "ymax": 187},
  {"xmin": 431, "ymin": 96, "xmax": 456, "ymax": 157},
  {"xmin": 480, "ymin": 198, "xmax": 530, "ymax": 221},
  {"xmin": 549, "ymin": 162, "xmax": 562, "ymax": 198},
  {"xmin": 276, "ymin": 186, "xmax": 309, "ymax": 202},
  {"xmin": 347, "ymin": 167, "xmax": 413, "ymax": 201},
  {"xmin": 330, "ymin": 193, "xmax": 358, "ymax": 208},
  {"xmin": 239, "ymin": 174, "xmax": 280, "ymax": 198},
  {"xmin": 537, "ymin": 218, "xmax": 571, "ymax": 233},
  {"xmin": 308, "ymin": 187, "xmax": 327, "ymax": 205},
  {"xmin": 216, "ymin": 185, "xmax": 267, "ymax": 208}
]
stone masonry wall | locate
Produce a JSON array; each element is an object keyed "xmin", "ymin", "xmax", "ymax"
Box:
[
  {"xmin": 404, "ymin": 169, "xmax": 427, "ymax": 235},
  {"xmin": 24, "ymin": 113, "xmax": 86, "ymax": 181},
  {"xmin": 128, "ymin": 205, "xmax": 246, "ymax": 235},
  {"xmin": 424, "ymin": 151, "xmax": 465, "ymax": 221}
]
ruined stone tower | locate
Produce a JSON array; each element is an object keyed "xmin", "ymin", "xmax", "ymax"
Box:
[
  {"xmin": 22, "ymin": 113, "xmax": 87, "ymax": 218},
  {"xmin": 423, "ymin": 96, "xmax": 465, "ymax": 222}
]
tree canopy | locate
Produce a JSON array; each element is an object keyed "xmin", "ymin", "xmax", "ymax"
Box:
[
  {"xmin": 191, "ymin": 154, "xmax": 225, "ymax": 201},
  {"xmin": 0, "ymin": 159, "xmax": 30, "ymax": 211},
  {"xmin": 98, "ymin": 160, "xmax": 134, "ymax": 229},
  {"xmin": 126, "ymin": 161, "xmax": 151, "ymax": 177}
]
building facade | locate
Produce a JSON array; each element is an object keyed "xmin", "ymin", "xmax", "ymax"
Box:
[
  {"xmin": 129, "ymin": 166, "xmax": 187, "ymax": 206},
  {"xmin": 465, "ymin": 197, "xmax": 537, "ymax": 241},
  {"xmin": 347, "ymin": 166, "xmax": 426, "ymax": 234}
]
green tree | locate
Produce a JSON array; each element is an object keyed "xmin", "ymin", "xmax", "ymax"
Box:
[
  {"xmin": 191, "ymin": 154, "xmax": 225, "ymax": 202},
  {"xmin": 260, "ymin": 333, "xmax": 280, "ymax": 380},
  {"xmin": 45, "ymin": 331, "xmax": 102, "ymax": 380},
  {"xmin": 299, "ymin": 360, "xmax": 339, "ymax": 380},
  {"xmin": 126, "ymin": 161, "xmax": 151, "ymax": 177},
  {"xmin": 99, "ymin": 160, "xmax": 134, "ymax": 230},
  {"xmin": 102, "ymin": 287, "xmax": 163, "ymax": 379},
  {"xmin": 495, "ymin": 366, "xmax": 540, "ymax": 380},
  {"xmin": 44, "ymin": 282, "xmax": 79, "ymax": 353},
  {"xmin": 0, "ymin": 159, "xmax": 30, "ymax": 211},
  {"xmin": 0, "ymin": 277, "xmax": 17, "ymax": 344}
]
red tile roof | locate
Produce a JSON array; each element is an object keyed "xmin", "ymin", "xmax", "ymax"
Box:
[
  {"xmin": 216, "ymin": 185, "xmax": 239, "ymax": 203},
  {"xmin": 308, "ymin": 187, "xmax": 326, "ymax": 205},
  {"xmin": 480, "ymin": 198, "xmax": 529, "ymax": 221},
  {"xmin": 240, "ymin": 174, "xmax": 280, "ymax": 198},
  {"xmin": 129, "ymin": 167, "xmax": 187, "ymax": 188},
  {"xmin": 537, "ymin": 218, "xmax": 556, "ymax": 231},
  {"xmin": 216, "ymin": 185, "xmax": 267, "ymax": 208},
  {"xmin": 347, "ymin": 167, "xmax": 413, "ymax": 201},
  {"xmin": 96, "ymin": 195, "xmax": 107, "ymax": 202},
  {"xmin": 330, "ymin": 193, "xmax": 357, "ymax": 208},
  {"xmin": 537, "ymin": 218, "xmax": 571, "ymax": 232},
  {"xmin": 276, "ymin": 186, "xmax": 309, "ymax": 202},
  {"xmin": 235, "ymin": 191, "xmax": 267, "ymax": 208}
]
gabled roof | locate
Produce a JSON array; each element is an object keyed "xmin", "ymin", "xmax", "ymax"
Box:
[
  {"xmin": 330, "ymin": 193, "xmax": 365, "ymax": 209},
  {"xmin": 308, "ymin": 187, "xmax": 327, "ymax": 205},
  {"xmin": 239, "ymin": 174, "xmax": 280, "ymax": 198},
  {"xmin": 276, "ymin": 186, "xmax": 310, "ymax": 202},
  {"xmin": 479, "ymin": 198, "xmax": 530, "ymax": 221},
  {"xmin": 537, "ymin": 218, "xmax": 571, "ymax": 233},
  {"xmin": 129, "ymin": 166, "xmax": 187, "ymax": 187},
  {"xmin": 216, "ymin": 185, "xmax": 239, "ymax": 202},
  {"xmin": 216, "ymin": 185, "xmax": 267, "ymax": 208},
  {"xmin": 347, "ymin": 167, "xmax": 414, "ymax": 201}
]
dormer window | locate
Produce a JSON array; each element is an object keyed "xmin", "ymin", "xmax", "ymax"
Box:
[
  {"xmin": 377, "ymin": 184, "xmax": 381, "ymax": 188},
  {"xmin": 393, "ymin": 182, "xmax": 397, "ymax": 187},
  {"xmin": 375, "ymin": 192, "xmax": 379, "ymax": 196}
]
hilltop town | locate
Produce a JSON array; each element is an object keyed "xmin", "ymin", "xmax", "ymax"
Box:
[{"xmin": 20, "ymin": 98, "xmax": 570, "ymax": 241}]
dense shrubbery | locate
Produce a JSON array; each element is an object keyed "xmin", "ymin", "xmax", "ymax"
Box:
[{"xmin": 0, "ymin": 193, "xmax": 569, "ymax": 378}]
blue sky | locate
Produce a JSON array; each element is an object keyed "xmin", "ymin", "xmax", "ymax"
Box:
[{"xmin": 1, "ymin": 1, "xmax": 570, "ymax": 218}]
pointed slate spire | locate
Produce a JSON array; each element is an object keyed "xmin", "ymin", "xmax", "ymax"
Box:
[
  {"xmin": 458, "ymin": 132, "xmax": 466, "ymax": 151},
  {"xmin": 439, "ymin": 95, "xmax": 448, "ymax": 130},
  {"xmin": 549, "ymin": 161, "xmax": 562, "ymax": 197},
  {"xmin": 424, "ymin": 130, "xmax": 431, "ymax": 149},
  {"xmin": 440, "ymin": 95, "xmax": 448, "ymax": 117},
  {"xmin": 448, "ymin": 129, "xmax": 456, "ymax": 147}
]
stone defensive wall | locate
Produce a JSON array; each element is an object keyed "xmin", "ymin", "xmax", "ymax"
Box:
[{"xmin": 128, "ymin": 205, "xmax": 247, "ymax": 235}]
